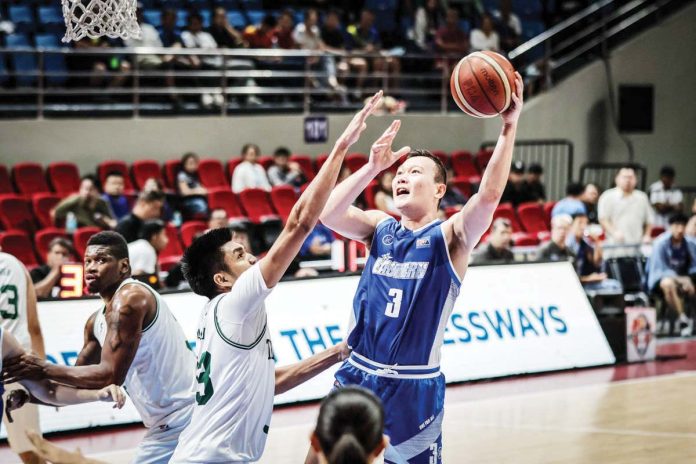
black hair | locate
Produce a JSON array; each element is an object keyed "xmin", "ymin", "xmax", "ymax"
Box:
[
  {"xmin": 314, "ymin": 387, "xmax": 384, "ymax": 464},
  {"xmin": 139, "ymin": 220, "xmax": 166, "ymax": 242},
  {"xmin": 669, "ymin": 213, "xmax": 689, "ymax": 225},
  {"xmin": 405, "ymin": 149, "xmax": 447, "ymax": 184},
  {"xmin": 188, "ymin": 11, "xmax": 203, "ymax": 25},
  {"xmin": 304, "ymin": 8, "xmax": 318, "ymax": 21},
  {"xmin": 528, "ymin": 163, "xmax": 543, "ymax": 175},
  {"xmin": 262, "ymin": 14, "xmax": 277, "ymax": 28},
  {"xmin": 182, "ymin": 227, "xmax": 233, "ymax": 299},
  {"xmin": 274, "ymin": 146, "xmax": 291, "ymax": 157},
  {"xmin": 280, "ymin": 8, "xmax": 294, "ymax": 20},
  {"xmin": 241, "ymin": 143, "xmax": 261, "ymax": 157},
  {"xmin": 48, "ymin": 237, "xmax": 76, "ymax": 258},
  {"xmin": 617, "ymin": 164, "xmax": 637, "ymax": 175},
  {"xmin": 138, "ymin": 190, "xmax": 165, "ymax": 204},
  {"xmin": 181, "ymin": 152, "xmax": 199, "ymax": 166},
  {"xmin": 571, "ymin": 212, "xmax": 588, "ymax": 220},
  {"xmin": 104, "ymin": 170, "xmax": 125, "ymax": 180},
  {"xmin": 80, "ymin": 174, "xmax": 98, "ymax": 185},
  {"xmin": 565, "ymin": 182, "xmax": 585, "ymax": 197},
  {"xmin": 660, "ymin": 165, "xmax": 676, "ymax": 178},
  {"xmin": 86, "ymin": 231, "xmax": 129, "ymax": 260}
]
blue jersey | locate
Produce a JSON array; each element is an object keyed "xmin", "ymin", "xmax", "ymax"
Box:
[{"xmin": 347, "ymin": 218, "xmax": 461, "ymax": 368}]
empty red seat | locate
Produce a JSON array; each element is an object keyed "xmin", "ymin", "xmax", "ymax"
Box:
[
  {"xmin": 163, "ymin": 159, "xmax": 182, "ymax": 190},
  {"xmin": 345, "ymin": 153, "xmax": 368, "ymax": 173},
  {"xmin": 227, "ymin": 158, "xmax": 242, "ymax": 181},
  {"xmin": 315, "ymin": 153, "xmax": 329, "ymax": 172},
  {"xmin": 517, "ymin": 202, "xmax": 548, "ymax": 234},
  {"xmin": 290, "ymin": 154, "xmax": 315, "ymax": 180},
  {"xmin": 451, "ymin": 150, "xmax": 480, "ymax": 178},
  {"xmin": 493, "ymin": 203, "xmax": 523, "ymax": 232},
  {"xmin": 159, "ymin": 224, "xmax": 184, "ymax": 258},
  {"xmin": 651, "ymin": 226, "xmax": 666, "ymax": 238},
  {"xmin": 430, "ymin": 150, "xmax": 449, "ymax": 168},
  {"xmin": 131, "ymin": 160, "xmax": 162, "ymax": 191},
  {"xmin": 475, "ymin": 148, "xmax": 494, "ymax": 173},
  {"xmin": 0, "ymin": 194, "xmax": 36, "ymax": 233},
  {"xmin": 73, "ymin": 226, "xmax": 102, "ymax": 258},
  {"xmin": 0, "ymin": 230, "xmax": 39, "ymax": 267},
  {"xmin": 47, "ymin": 162, "xmax": 80, "ymax": 196},
  {"xmin": 181, "ymin": 221, "xmax": 207, "ymax": 247},
  {"xmin": 97, "ymin": 161, "xmax": 135, "ymax": 193},
  {"xmin": 270, "ymin": 185, "xmax": 297, "ymax": 222},
  {"xmin": 12, "ymin": 162, "xmax": 50, "ymax": 194},
  {"xmin": 32, "ymin": 192, "xmax": 61, "ymax": 228},
  {"xmin": 207, "ymin": 188, "xmax": 247, "ymax": 222},
  {"xmin": 199, "ymin": 159, "xmax": 228, "ymax": 190},
  {"xmin": 0, "ymin": 165, "xmax": 12, "ymax": 194},
  {"xmin": 363, "ymin": 181, "xmax": 380, "ymax": 209},
  {"xmin": 238, "ymin": 188, "xmax": 280, "ymax": 223},
  {"xmin": 35, "ymin": 227, "xmax": 69, "ymax": 262},
  {"xmin": 257, "ymin": 156, "xmax": 274, "ymax": 170},
  {"xmin": 513, "ymin": 234, "xmax": 540, "ymax": 246},
  {"xmin": 543, "ymin": 201, "xmax": 556, "ymax": 225}
]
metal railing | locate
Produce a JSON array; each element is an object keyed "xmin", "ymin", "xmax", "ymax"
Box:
[{"xmin": 580, "ymin": 162, "xmax": 647, "ymax": 192}]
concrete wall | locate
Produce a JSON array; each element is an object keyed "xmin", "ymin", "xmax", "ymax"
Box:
[{"xmin": 1, "ymin": 3, "xmax": 694, "ymax": 183}]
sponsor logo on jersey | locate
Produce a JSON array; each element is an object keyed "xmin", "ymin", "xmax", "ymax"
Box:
[
  {"xmin": 382, "ymin": 234, "xmax": 394, "ymax": 246},
  {"xmin": 416, "ymin": 237, "xmax": 431, "ymax": 248},
  {"xmin": 372, "ymin": 254, "xmax": 429, "ymax": 279}
]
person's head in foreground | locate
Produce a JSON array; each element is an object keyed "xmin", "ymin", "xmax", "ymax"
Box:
[
  {"xmin": 84, "ymin": 231, "xmax": 130, "ymax": 295},
  {"xmin": 488, "ymin": 218, "xmax": 513, "ymax": 251},
  {"xmin": 669, "ymin": 213, "xmax": 689, "ymax": 242},
  {"xmin": 140, "ymin": 220, "xmax": 169, "ymax": 253},
  {"xmin": 273, "ymin": 146, "xmax": 291, "ymax": 169},
  {"xmin": 241, "ymin": 143, "xmax": 261, "ymax": 164},
  {"xmin": 550, "ymin": 214, "xmax": 572, "ymax": 246},
  {"xmin": 46, "ymin": 237, "xmax": 77, "ymax": 267},
  {"xmin": 615, "ymin": 166, "xmax": 637, "ymax": 194},
  {"xmin": 103, "ymin": 171, "xmax": 126, "ymax": 196},
  {"xmin": 392, "ymin": 150, "xmax": 447, "ymax": 217},
  {"xmin": 181, "ymin": 152, "xmax": 200, "ymax": 175},
  {"xmin": 183, "ymin": 227, "xmax": 256, "ymax": 299},
  {"xmin": 581, "ymin": 183, "xmax": 599, "ymax": 204},
  {"xmin": 570, "ymin": 212, "xmax": 589, "ymax": 239},
  {"xmin": 311, "ymin": 387, "xmax": 387, "ymax": 464}
]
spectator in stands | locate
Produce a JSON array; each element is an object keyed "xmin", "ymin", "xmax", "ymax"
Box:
[
  {"xmin": 207, "ymin": 208, "xmax": 229, "ymax": 231},
  {"xmin": 158, "ymin": 9, "xmax": 182, "ymax": 47},
  {"xmin": 470, "ymin": 13, "xmax": 500, "ymax": 52},
  {"xmin": 440, "ymin": 168, "xmax": 469, "ymax": 211},
  {"xmin": 115, "ymin": 190, "xmax": 165, "ymax": 243},
  {"xmin": 347, "ymin": 10, "xmax": 401, "ymax": 95},
  {"xmin": 434, "ymin": 7, "xmax": 470, "ymax": 64},
  {"xmin": 645, "ymin": 213, "xmax": 696, "ymax": 336},
  {"xmin": 526, "ymin": 163, "xmax": 546, "ymax": 202},
  {"xmin": 414, "ymin": 0, "xmax": 445, "ymax": 52},
  {"xmin": 127, "ymin": 219, "xmax": 168, "ymax": 281},
  {"xmin": 501, "ymin": 160, "xmax": 532, "ymax": 207},
  {"xmin": 472, "ymin": 218, "xmax": 514, "ymax": 264},
  {"xmin": 0, "ymin": 12, "xmax": 14, "ymax": 36},
  {"xmin": 492, "ymin": 0, "xmax": 522, "ymax": 53},
  {"xmin": 267, "ymin": 147, "xmax": 306, "ymax": 188},
  {"xmin": 244, "ymin": 14, "xmax": 277, "ymax": 48},
  {"xmin": 52, "ymin": 175, "xmax": 116, "ymax": 229},
  {"xmin": 693, "ymin": 199, "xmax": 696, "ymax": 215},
  {"xmin": 177, "ymin": 152, "xmax": 209, "ymax": 220},
  {"xmin": 581, "ymin": 182, "xmax": 600, "ymax": 223},
  {"xmin": 598, "ymin": 166, "xmax": 654, "ymax": 247},
  {"xmin": 142, "ymin": 177, "xmax": 173, "ymax": 221},
  {"xmin": 310, "ymin": 387, "xmax": 386, "ymax": 464},
  {"xmin": 181, "ymin": 12, "xmax": 225, "ymax": 107},
  {"xmin": 552, "ymin": 182, "xmax": 587, "ymax": 218},
  {"xmin": 31, "ymin": 238, "xmax": 77, "ymax": 299},
  {"xmin": 209, "ymin": 7, "xmax": 246, "ymax": 48},
  {"xmin": 321, "ymin": 9, "xmax": 368, "ymax": 99},
  {"xmin": 300, "ymin": 223, "xmax": 335, "ymax": 260},
  {"xmin": 275, "ymin": 9, "xmax": 298, "ymax": 49},
  {"xmin": 232, "ymin": 143, "xmax": 272, "ymax": 193},
  {"xmin": 68, "ymin": 37, "xmax": 131, "ymax": 89},
  {"xmin": 567, "ymin": 212, "xmax": 623, "ymax": 293},
  {"xmin": 101, "ymin": 171, "xmax": 130, "ymax": 220},
  {"xmin": 374, "ymin": 172, "xmax": 400, "ymax": 215},
  {"xmin": 687, "ymin": 215, "xmax": 696, "ymax": 239},
  {"xmin": 649, "ymin": 165, "xmax": 683, "ymax": 228},
  {"xmin": 537, "ymin": 214, "xmax": 573, "ymax": 261}
]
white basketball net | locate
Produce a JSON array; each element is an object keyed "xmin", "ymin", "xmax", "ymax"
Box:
[{"xmin": 61, "ymin": 0, "xmax": 141, "ymax": 43}]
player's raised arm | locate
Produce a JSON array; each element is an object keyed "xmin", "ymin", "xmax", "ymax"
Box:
[
  {"xmin": 319, "ymin": 120, "xmax": 411, "ymax": 243},
  {"xmin": 274, "ymin": 342, "xmax": 349, "ymax": 395},
  {"xmin": 259, "ymin": 92, "xmax": 383, "ymax": 287},
  {"xmin": 444, "ymin": 72, "xmax": 524, "ymax": 252}
]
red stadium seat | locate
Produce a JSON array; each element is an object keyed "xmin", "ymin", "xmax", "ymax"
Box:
[
  {"xmin": 207, "ymin": 188, "xmax": 247, "ymax": 222},
  {"xmin": 315, "ymin": 153, "xmax": 329, "ymax": 172},
  {"xmin": 517, "ymin": 202, "xmax": 548, "ymax": 234},
  {"xmin": 290, "ymin": 154, "xmax": 315, "ymax": 180},
  {"xmin": 537, "ymin": 230, "xmax": 551, "ymax": 242},
  {"xmin": 32, "ymin": 192, "xmax": 61, "ymax": 228},
  {"xmin": 238, "ymin": 188, "xmax": 280, "ymax": 223},
  {"xmin": 451, "ymin": 150, "xmax": 480, "ymax": 178},
  {"xmin": 163, "ymin": 160, "xmax": 182, "ymax": 190},
  {"xmin": 0, "ymin": 165, "xmax": 12, "ymax": 194},
  {"xmin": 227, "ymin": 158, "xmax": 242, "ymax": 182},
  {"xmin": 97, "ymin": 161, "xmax": 135, "ymax": 193},
  {"xmin": 475, "ymin": 148, "xmax": 494, "ymax": 173},
  {"xmin": 0, "ymin": 230, "xmax": 39, "ymax": 268},
  {"xmin": 493, "ymin": 203, "xmax": 523, "ymax": 232},
  {"xmin": 12, "ymin": 162, "xmax": 50, "ymax": 194},
  {"xmin": 181, "ymin": 221, "xmax": 207, "ymax": 247},
  {"xmin": 198, "ymin": 159, "xmax": 228, "ymax": 190},
  {"xmin": 363, "ymin": 181, "xmax": 379, "ymax": 209},
  {"xmin": 651, "ymin": 226, "xmax": 666, "ymax": 238},
  {"xmin": 430, "ymin": 150, "xmax": 449, "ymax": 168},
  {"xmin": 73, "ymin": 226, "xmax": 102, "ymax": 258},
  {"xmin": 159, "ymin": 224, "xmax": 184, "ymax": 259},
  {"xmin": 345, "ymin": 153, "xmax": 368, "ymax": 173},
  {"xmin": 0, "ymin": 194, "xmax": 36, "ymax": 233},
  {"xmin": 131, "ymin": 160, "xmax": 162, "ymax": 191},
  {"xmin": 270, "ymin": 185, "xmax": 297, "ymax": 222},
  {"xmin": 35, "ymin": 227, "xmax": 69, "ymax": 263},
  {"xmin": 257, "ymin": 156, "xmax": 274, "ymax": 170},
  {"xmin": 450, "ymin": 176, "xmax": 475, "ymax": 198},
  {"xmin": 543, "ymin": 201, "xmax": 556, "ymax": 225},
  {"xmin": 47, "ymin": 162, "xmax": 80, "ymax": 196},
  {"xmin": 513, "ymin": 234, "xmax": 540, "ymax": 246}
]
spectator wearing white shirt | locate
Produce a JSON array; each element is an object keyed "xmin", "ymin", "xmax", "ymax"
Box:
[
  {"xmin": 127, "ymin": 220, "xmax": 169, "ymax": 280},
  {"xmin": 181, "ymin": 12, "xmax": 224, "ymax": 107},
  {"xmin": 649, "ymin": 165, "xmax": 683, "ymax": 228},
  {"xmin": 231, "ymin": 143, "xmax": 272, "ymax": 193},
  {"xmin": 470, "ymin": 13, "xmax": 500, "ymax": 52}
]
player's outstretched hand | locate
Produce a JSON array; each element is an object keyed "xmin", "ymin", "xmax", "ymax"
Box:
[
  {"xmin": 98, "ymin": 384, "xmax": 127, "ymax": 409},
  {"xmin": 335, "ymin": 90, "xmax": 383, "ymax": 151},
  {"xmin": 501, "ymin": 72, "xmax": 524, "ymax": 125},
  {"xmin": 2, "ymin": 353, "xmax": 47, "ymax": 384},
  {"xmin": 367, "ymin": 120, "xmax": 411, "ymax": 173}
]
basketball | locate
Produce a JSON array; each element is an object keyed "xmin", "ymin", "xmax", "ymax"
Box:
[{"xmin": 450, "ymin": 51, "xmax": 517, "ymax": 118}]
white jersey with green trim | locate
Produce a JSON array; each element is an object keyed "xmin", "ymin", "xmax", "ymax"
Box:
[
  {"xmin": 93, "ymin": 278, "xmax": 196, "ymax": 429},
  {"xmin": 171, "ymin": 263, "xmax": 275, "ymax": 463},
  {"xmin": 0, "ymin": 252, "xmax": 30, "ymax": 349}
]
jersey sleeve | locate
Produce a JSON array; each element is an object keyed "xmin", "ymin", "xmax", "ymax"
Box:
[{"xmin": 217, "ymin": 263, "xmax": 272, "ymax": 324}]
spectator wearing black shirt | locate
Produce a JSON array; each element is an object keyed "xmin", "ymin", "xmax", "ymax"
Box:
[
  {"xmin": 321, "ymin": 9, "xmax": 367, "ymax": 98},
  {"xmin": 209, "ymin": 7, "xmax": 245, "ymax": 48},
  {"xmin": 158, "ymin": 9, "xmax": 182, "ymax": 47},
  {"xmin": 526, "ymin": 163, "xmax": 546, "ymax": 202},
  {"xmin": 500, "ymin": 160, "xmax": 532, "ymax": 206},
  {"xmin": 581, "ymin": 182, "xmax": 600, "ymax": 223},
  {"xmin": 115, "ymin": 190, "xmax": 165, "ymax": 243},
  {"xmin": 472, "ymin": 218, "xmax": 514, "ymax": 264},
  {"xmin": 31, "ymin": 238, "xmax": 77, "ymax": 299}
]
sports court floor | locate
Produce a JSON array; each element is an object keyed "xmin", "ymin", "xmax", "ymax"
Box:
[{"xmin": 3, "ymin": 339, "xmax": 696, "ymax": 463}]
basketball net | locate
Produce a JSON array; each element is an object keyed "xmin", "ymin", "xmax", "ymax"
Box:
[{"xmin": 61, "ymin": 0, "xmax": 141, "ymax": 43}]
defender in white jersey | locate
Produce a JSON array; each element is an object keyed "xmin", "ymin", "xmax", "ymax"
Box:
[
  {"xmin": 0, "ymin": 251, "xmax": 48, "ymax": 464},
  {"xmin": 171, "ymin": 92, "xmax": 386, "ymax": 463},
  {"xmin": 4, "ymin": 232, "xmax": 196, "ymax": 464}
]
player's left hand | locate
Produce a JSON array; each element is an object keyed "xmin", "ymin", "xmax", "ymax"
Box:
[
  {"xmin": 98, "ymin": 384, "xmax": 127, "ymax": 409},
  {"xmin": 335, "ymin": 90, "xmax": 383, "ymax": 150},
  {"xmin": 500, "ymin": 72, "xmax": 524, "ymax": 125},
  {"xmin": 367, "ymin": 120, "xmax": 411, "ymax": 173},
  {"xmin": 2, "ymin": 353, "xmax": 47, "ymax": 383}
]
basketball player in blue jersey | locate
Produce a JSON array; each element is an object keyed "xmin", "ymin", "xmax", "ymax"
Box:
[{"xmin": 314, "ymin": 73, "xmax": 524, "ymax": 463}]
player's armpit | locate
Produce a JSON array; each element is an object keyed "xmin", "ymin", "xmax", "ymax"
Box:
[
  {"xmin": 324, "ymin": 207, "xmax": 390, "ymax": 244},
  {"xmin": 444, "ymin": 193, "xmax": 497, "ymax": 252}
]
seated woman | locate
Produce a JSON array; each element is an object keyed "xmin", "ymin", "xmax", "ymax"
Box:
[{"xmin": 176, "ymin": 152, "xmax": 209, "ymax": 220}]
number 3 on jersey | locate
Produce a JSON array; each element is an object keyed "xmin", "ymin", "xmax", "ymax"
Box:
[
  {"xmin": 384, "ymin": 288, "xmax": 403, "ymax": 318},
  {"xmin": 195, "ymin": 351, "xmax": 214, "ymax": 405}
]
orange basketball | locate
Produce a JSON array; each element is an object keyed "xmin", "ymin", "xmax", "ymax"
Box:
[{"xmin": 450, "ymin": 51, "xmax": 517, "ymax": 118}]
